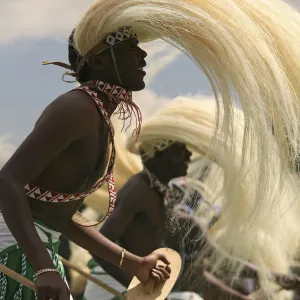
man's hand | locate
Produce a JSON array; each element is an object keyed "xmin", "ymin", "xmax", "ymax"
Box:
[
  {"xmin": 134, "ymin": 253, "xmax": 171, "ymax": 286},
  {"xmin": 35, "ymin": 272, "xmax": 70, "ymax": 300}
]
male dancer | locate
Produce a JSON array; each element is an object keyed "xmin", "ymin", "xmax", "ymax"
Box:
[
  {"xmin": 0, "ymin": 27, "xmax": 170, "ymax": 300},
  {"xmin": 84, "ymin": 140, "xmax": 205, "ymax": 299}
]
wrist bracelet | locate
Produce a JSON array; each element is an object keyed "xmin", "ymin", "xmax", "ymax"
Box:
[
  {"xmin": 119, "ymin": 248, "xmax": 125, "ymax": 269},
  {"xmin": 36, "ymin": 268, "xmax": 59, "ymax": 277}
]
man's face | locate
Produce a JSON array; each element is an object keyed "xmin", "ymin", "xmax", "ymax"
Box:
[
  {"xmin": 157, "ymin": 143, "xmax": 192, "ymax": 178},
  {"xmin": 106, "ymin": 38, "xmax": 147, "ymax": 91}
]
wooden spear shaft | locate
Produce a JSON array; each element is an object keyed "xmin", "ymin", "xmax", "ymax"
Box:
[
  {"xmin": 60, "ymin": 256, "xmax": 126, "ymax": 299},
  {"xmin": 0, "ymin": 258, "xmax": 126, "ymax": 299},
  {"xmin": 0, "ymin": 263, "xmax": 36, "ymax": 291}
]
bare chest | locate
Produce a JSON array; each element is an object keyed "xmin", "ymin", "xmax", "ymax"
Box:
[
  {"xmin": 28, "ymin": 122, "xmax": 112, "ymax": 230},
  {"xmin": 32, "ymin": 119, "xmax": 112, "ymax": 194}
]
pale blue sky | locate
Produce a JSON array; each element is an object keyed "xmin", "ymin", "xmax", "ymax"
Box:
[{"xmin": 0, "ymin": 0, "xmax": 298, "ymax": 165}]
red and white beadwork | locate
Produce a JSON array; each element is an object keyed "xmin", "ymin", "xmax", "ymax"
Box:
[{"xmin": 24, "ymin": 80, "xmax": 132, "ymax": 217}]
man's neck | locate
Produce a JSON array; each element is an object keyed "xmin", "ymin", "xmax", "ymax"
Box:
[
  {"xmin": 97, "ymin": 91, "xmax": 119, "ymax": 118},
  {"xmin": 145, "ymin": 166, "xmax": 172, "ymax": 186}
]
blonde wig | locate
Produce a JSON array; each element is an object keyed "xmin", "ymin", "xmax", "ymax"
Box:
[
  {"xmin": 73, "ymin": 0, "xmax": 300, "ymax": 234},
  {"xmin": 126, "ymin": 97, "xmax": 300, "ymax": 297},
  {"xmin": 73, "ymin": 0, "xmax": 300, "ymax": 163}
]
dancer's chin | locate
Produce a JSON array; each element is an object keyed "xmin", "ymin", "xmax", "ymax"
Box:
[{"xmin": 129, "ymin": 80, "xmax": 146, "ymax": 91}]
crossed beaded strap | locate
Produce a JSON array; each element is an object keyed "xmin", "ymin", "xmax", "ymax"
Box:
[
  {"xmin": 24, "ymin": 79, "xmax": 142, "ymax": 222},
  {"xmin": 24, "ymin": 82, "xmax": 118, "ymax": 219}
]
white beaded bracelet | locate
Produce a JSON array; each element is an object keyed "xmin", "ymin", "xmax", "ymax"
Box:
[{"xmin": 36, "ymin": 268, "xmax": 59, "ymax": 277}]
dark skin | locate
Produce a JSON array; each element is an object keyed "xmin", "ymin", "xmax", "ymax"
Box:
[
  {"xmin": 93, "ymin": 143, "xmax": 192, "ymax": 287},
  {"xmin": 0, "ymin": 37, "xmax": 170, "ymax": 300},
  {"xmin": 84, "ymin": 38, "xmax": 147, "ymax": 91}
]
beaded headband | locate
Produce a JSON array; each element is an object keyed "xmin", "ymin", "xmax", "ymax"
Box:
[
  {"xmin": 75, "ymin": 26, "xmax": 138, "ymax": 73},
  {"xmin": 105, "ymin": 26, "xmax": 138, "ymax": 48},
  {"xmin": 141, "ymin": 139, "xmax": 174, "ymax": 162},
  {"xmin": 42, "ymin": 26, "xmax": 138, "ymax": 81}
]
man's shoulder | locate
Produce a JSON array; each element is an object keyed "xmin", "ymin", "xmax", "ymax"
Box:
[
  {"xmin": 127, "ymin": 173, "xmax": 154, "ymax": 191},
  {"xmin": 118, "ymin": 173, "xmax": 156, "ymax": 202},
  {"xmin": 37, "ymin": 90, "xmax": 99, "ymax": 127},
  {"xmin": 50, "ymin": 90, "xmax": 97, "ymax": 116}
]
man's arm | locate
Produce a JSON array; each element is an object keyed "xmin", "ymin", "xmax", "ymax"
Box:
[
  {"xmin": 62, "ymin": 222, "xmax": 137, "ymax": 287},
  {"xmin": 0, "ymin": 92, "xmax": 96, "ymax": 272},
  {"xmin": 65, "ymin": 179, "xmax": 151, "ymax": 287}
]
